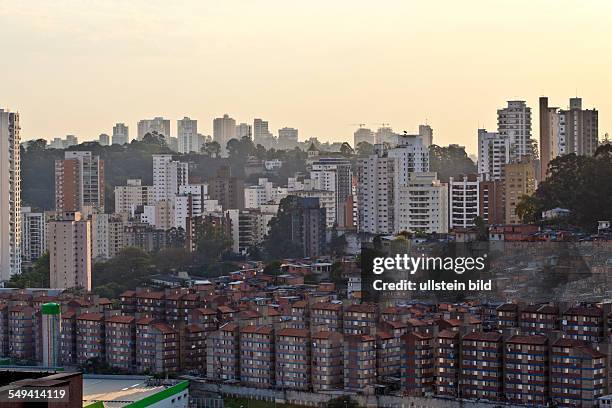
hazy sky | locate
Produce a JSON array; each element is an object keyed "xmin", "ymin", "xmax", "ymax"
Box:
[{"xmin": 2, "ymin": 0, "xmax": 612, "ymax": 154}]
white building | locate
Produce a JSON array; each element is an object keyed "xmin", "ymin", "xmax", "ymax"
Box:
[
  {"xmin": 448, "ymin": 175, "xmax": 480, "ymax": 229},
  {"xmin": 353, "ymin": 128, "xmax": 375, "ymax": 147},
  {"xmin": 310, "ymin": 157, "xmax": 353, "ymax": 227},
  {"xmin": 497, "ymin": 100, "xmax": 533, "ymax": 162},
  {"xmin": 152, "ymin": 154, "xmax": 188, "ymax": 203},
  {"xmin": 213, "ymin": 114, "xmax": 236, "ymax": 156},
  {"xmin": 236, "ymin": 123, "xmax": 252, "ymax": 139},
  {"xmin": 253, "ymin": 118, "xmax": 274, "ymax": 148},
  {"xmin": 0, "ymin": 108, "xmax": 21, "ymax": 279},
  {"xmin": 112, "ymin": 123, "xmax": 129, "ymax": 145},
  {"xmin": 477, "ymin": 129, "xmax": 510, "ymax": 181},
  {"xmin": 21, "ymin": 207, "xmax": 45, "ymax": 264},
  {"xmin": 177, "ymin": 117, "xmax": 199, "ymax": 154},
  {"xmin": 142, "ymin": 200, "xmax": 173, "ymax": 230},
  {"xmin": 137, "ymin": 117, "xmax": 171, "ymax": 140},
  {"xmin": 357, "ymin": 153, "xmax": 395, "ymax": 234},
  {"xmin": 114, "ymin": 179, "xmax": 153, "ymax": 215},
  {"xmin": 244, "ymin": 178, "xmax": 287, "ymax": 209},
  {"xmin": 91, "ymin": 213, "xmax": 125, "ymax": 260},
  {"xmin": 98, "ymin": 133, "xmax": 110, "ymax": 146},
  {"xmin": 278, "ymin": 127, "xmax": 298, "ymax": 149},
  {"xmin": 396, "ymin": 173, "xmax": 448, "ymax": 234},
  {"xmin": 173, "ymin": 184, "xmax": 208, "ymax": 230}
]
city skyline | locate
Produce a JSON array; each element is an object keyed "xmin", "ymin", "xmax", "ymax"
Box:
[{"xmin": 2, "ymin": 1, "xmax": 612, "ymax": 154}]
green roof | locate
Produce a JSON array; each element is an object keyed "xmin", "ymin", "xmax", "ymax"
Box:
[
  {"xmin": 41, "ymin": 302, "xmax": 60, "ymax": 315},
  {"xmin": 123, "ymin": 380, "xmax": 189, "ymax": 408}
]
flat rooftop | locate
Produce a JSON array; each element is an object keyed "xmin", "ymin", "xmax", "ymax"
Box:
[{"xmin": 83, "ymin": 376, "xmax": 169, "ymax": 407}]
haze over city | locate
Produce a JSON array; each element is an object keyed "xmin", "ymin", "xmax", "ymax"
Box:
[{"xmin": 2, "ymin": 0, "xmax": 612, "ymax": 153}]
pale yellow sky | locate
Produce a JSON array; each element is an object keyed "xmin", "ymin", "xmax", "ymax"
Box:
[{"xmin": 1, "ymin": 0, "xmax": 612, "ymax": 154}]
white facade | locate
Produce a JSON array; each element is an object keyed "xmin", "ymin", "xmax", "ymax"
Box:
[
  {"xmin": 448, "ymin": 175, "xmax": 480, "ymax": 229},
  {"xmin": 91, "ymin": 213, "xmax": 125, "ymax": 260},
  {"xmin": 152, "ymin": 155, "xmax": 188, "ymax": 203},
  {"xmin": 142, "ymin": 200, "xmax": 173, "ymax": 230},
  {"xmin": 20, "ymin": 207, "xmax": 45, "ymax": 264},
  {"xmin": 396, "ymin": 173, "xmax": 448, "ymax": 234},
  {"xmin": 177, "ymin": 117, "xmax": 199, "ymax": 153},
  {"xmin": 353, "ymin": 128, "xmax": 375, "ymax": 147},
  {"xmin": 173, "ymin": 184, "xmax": 207, "ymax": 230},
  {"xmin": 235, "ymin": 123, "xmax": 252, "ymax": 139},
  {"xmin": 114, "ymin": 179, "xmax": 152, "ymax": 215},
  {"xmin": 357, "ymin": 154, "xmax": 395, "ymax": 234},
  {"xmin": 477, "ymin": 129, "xmax": 510, "ymax": 181},
  {"xmin": 137, "ymin": 117, "xmax": 171, "ymax": 140},
  {"xmin": 0, "ymin": 109, "xmax": 21, "ymax": 279},
  {"xmin": 244, "ymin": 178, "xmax": 287, "ymax": 209},
  {"xmin": 112, "ymin": 123, "xmax": 129, "ymax": 145},
  {"xmin": 98, "ymin": 133, "xmax": 110, "ymax": 146},
  {"xmin": 213, "ymin": 114, "xmax": 236, "ymax": 156},
  {"xmin": 253, "ymin": 118, "xmax": 274, "ymax": 147},
  {"xmin": 497, "ymin": 100, "xmax": 533, "ymax": 162}
]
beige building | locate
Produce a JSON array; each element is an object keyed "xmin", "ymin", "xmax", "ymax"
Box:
[
  {"xmin": 114, "ymin": 179, "xmax": 152, "ymax": 215},
  {"xmin": 503, "ymin": 160, "xmax": 536, "ymax": 224},
  {"xmin": 47, "ymin": 212, "xmax": 92, "ymax": 290}
]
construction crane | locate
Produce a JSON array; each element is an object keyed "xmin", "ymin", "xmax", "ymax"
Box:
[
  {"xmin": 348, "ymin": 123, "xmax": 366, "ymax": 128},
  {"xmin": 374, "ymin": 122, "xmax": 390, "ymax": 127}
]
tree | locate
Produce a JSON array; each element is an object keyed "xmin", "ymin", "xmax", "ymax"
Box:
[
  {"xmin": 429, "ymin": 144, "xmax": 477, "ymax": 182},
  {"xmin": 195, "ymin": 220, "xmax": 233, "ymax": 262},
  {"xmin": 8, "ymin": 253, "xmax": 50, "ymax": 288},
  {"xmin": 202, "ymin": 141, "xmax": 221, "ymax": 157},
  {"xmin": 515, "ymin": 194, "xmax": 540, "ymax": 224},
  {"xmin": 264, "ymin": 195, "xmax": 303, "ymax": 259},
  {"xmin": 329, "ymin": 227, "xmax": 348, "ymax": 257},
  {"xmin": 356, "ymin": 141, "xmax": 374, "ymax": 157},
  {"xmin": 326, "ymin": 396, "xmax": 359, "ymax": 408},
  {"xmin": 142, "ymin": 131, "xmax": 167, "ymax": 147}
]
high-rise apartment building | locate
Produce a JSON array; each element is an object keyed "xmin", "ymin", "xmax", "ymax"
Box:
[
  {"xmin": 353, "ymin": 127, "xmax": 375, "ymax": 147},
  {"xmin": 112, "ymin": 123, "xmax": 129, "ymax": 145},
  {"xmin": 55, "ymin": 151, "xmax": 105, "ymax": 213},
  {"xmin": 47, "ymin": 212, "xmax": 92, "ymax": 291},
  {"xmin": 357, "ymin": 152, "xmax": 395, "ymax": 234},
  {"xmin": 503, "ymin": 159, "xmax": 536, "ymax": 224},
  {"xmin": 114, "ymin": 179, "xmax": 153, "ymax": 215},
  {"xmin": 213, "ymin": 114, "xmax": 236, "ymax": 156},
  {"xmin": 396, "ymin": 173, "xmax": 448, "ymax": 234},
  {"xmin": 235, "ymin": 122, "xmax": 252, "ymax": 139},
  {"xmin": 310, "ymin": 157, "xmax": 353, "ymax": 228},
  {"xmin": 477, "ymin": 129, "xmax": 510, "ymax": 181},
  {"xmin": 98, "ymin": 133, "xmax": 110, "ymax": 146},
  {"xmin": 253, "ymin": 118, "xmax": 274, "ymax": 148},
  {"xmin": 449, "ymin": 174, "xmax": 480, "ymax": 229},
  {"xmin": 290, "ymin": 197, "xmax": 326, "ymax": 258},
  {"xmin": 539, "ymin": 97, "xmax": 560, "ymax": 179},
  {"xmin": 208, "ymin": 166, "xmax": 244, "ymax": 210},
  {"xmin": 277, "ymin": 127, "xmax": 298, "ymax": 150},
  {"xmin": 20, "ymin": 207, "xmax": 46, "ymax": 264},
  {"xmin": 152, "ymin": 154, "xmax": 188, "ymax": 203},
  {"xmin": 177, "ymin": 117, "xmax": 199, "ymax": 154},
  {"xmin": 137, "ymin": 117, "xmax": 171, "ymax": 140},
  {"xmin": 0, "ymin": 108, "xmax": 21, "ymax": 280},
  {"xmin": 497, "ymin": 100, "xmax": 533, "ymax": 162}
]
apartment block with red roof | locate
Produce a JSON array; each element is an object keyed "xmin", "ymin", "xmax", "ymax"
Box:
[
  {"xmin": 189, "ymin": 307, "xmax": 218, "ymax": 331},
  {"xmin": 434, "ymin": 329, "xmax": 460, "ymax": 397},
  {"xmin": 8, "ymin": 305, "xmax": 35, "ymax": 361},
  {"xmin": 519, "ymin": 304, "xmax": 559, "ymax": 335},
  {"xmin": 182, "ymin": 323, "xmax": 206, "ymax": 374},
  {"xmin": 343, "ymin": 334, "xmax": 376, "ymax": 393},
  {"xmin": 276, "ymin": 328, "xmax": 311, "ymax": 390},
  {"xmin": 135, "ymin": 290, "xmax": 165, "ymax": 320},
  {"xmin": 504, "ymin": 334, "xmax": 549, "ymax": 406},
  {"xmin": 240, "ymin": 325, "xmax": 275, "ymax": 388},
  {"xmin": 459, "ymin": 331, "xmax": 503, "ymax": 401},
  {"xmin": 75, "ymin": 312, "xmax": 105, "ymax": 365},
  {"xmin": 105, "ymin": 315, "xmax": 136, "ymax": 372},
  {"xmin": 551, "ymin": 338, "xmax": 607, "ymax": 407},
  {"xmin": 206, "ymin": 322, "xmax": 240, "ymax": 381},
  {"xmin": 343, "ymin": 303, "xmax": 378, "ymax": 335},
  {"xmin": 59, "ymin": 310, "xmax": 77, "ymax": 365},
  {"xmin": 311, "ymin": 331, "xmax": 343, "ymax": 391},
  {"xmin": 402, "ymin": 331, "xmax": 434, "ymax": 396},
  {"xmin": 561, "ymin": 306, "xmax": 604, "ymax": 343},
  {"xmin": 311, "ymin": 302, "xmax": 343, "ymax": 332},
  {"xmin": 496, "ymin": 303, "xmax": 519, "ymax": 329},
  {"xmin": 288, "ymin": 300, "xmax": 308, "ymax": 329},
  {"xmin": 135, "ymin": 319, "xmax": 179, "ymax": 374},
  {"xmin": 376, "ymin": 330, "xmax": 402, "ymax": 382},
  {"xmin": 0, "ymin": 304, "xmax": 8, "ymax": 357}
]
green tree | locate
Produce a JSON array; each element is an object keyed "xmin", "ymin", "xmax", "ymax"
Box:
[
  {"xmin": 195, "ymin": 221, "xmax": 233, "ymax": 262},
  {"xmin": 515, "ymin": 194, "xmax": 540, "ymax": 224},
  {"xmin": 326, "ymin": 396, "xmax": 359, "ymax": 408},
  {"xmin": 356, "ymin": 141, "xmax": 374, "ymax": 157},
  {"xmin": 264, "ymin": 195, "xmax": 303, "ymax": 259},
  {"xmin": 8, "ymin": 253, "xmax": 50, "ymax": 288},
  {"xmin": 429, "ymin": 144, "xmax": 477, "ymax": 182},
  {"xmin": 202, "ymin": 141, "xmax": 221, "ymax": 157},
  {"xmin": 329, "ymin": 227, "xmax": 348, "ymax": 257}
]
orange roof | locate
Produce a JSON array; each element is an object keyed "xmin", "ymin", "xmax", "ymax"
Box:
[
  {"xmin": 277, "ymin": 328, "xmax": 308, "ymax": 338},
  {"xmin": 76, "ymin": 312, "xmax": 104, "ymax": 321}
]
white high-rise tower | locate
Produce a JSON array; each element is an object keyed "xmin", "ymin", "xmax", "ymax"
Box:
[{"xmin": 0, "ymin": 108, "xmax": 21, "ymax": 280}]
